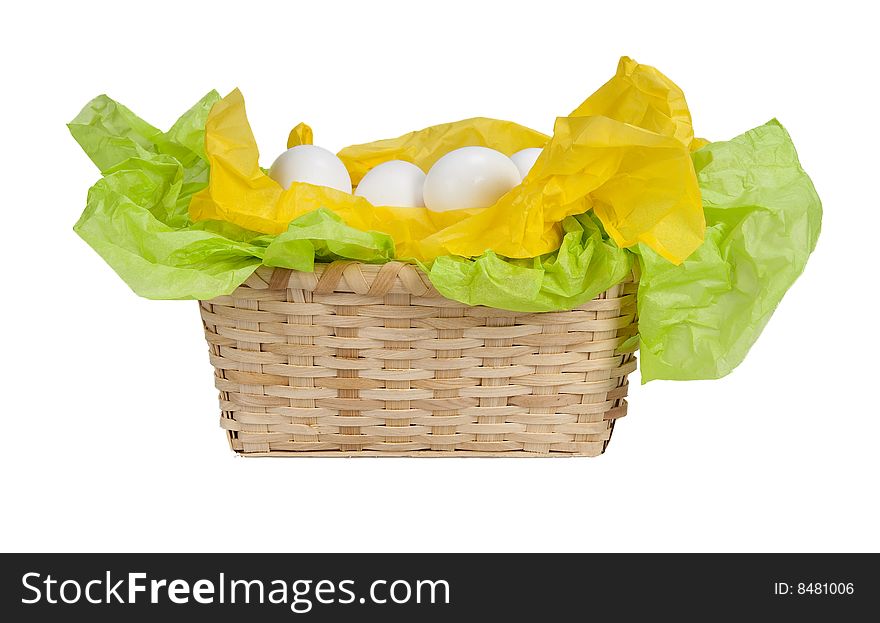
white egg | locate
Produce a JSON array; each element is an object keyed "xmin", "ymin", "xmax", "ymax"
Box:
[
  {"xmin": 423, "ymin": 146, "xmax": 522, "ymax": 212},
  {"xmin": 354, "ymin": 160, "xmax": 426, "ymax": 208},
  {"xmin": 510, "ymin": 147, "xmax": 543, "ymax": 179},
  {"xmin": 268, "ymin": 145, "xmax": 352, "ymax": 193}
]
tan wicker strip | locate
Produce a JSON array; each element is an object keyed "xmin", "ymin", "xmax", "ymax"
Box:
[{"xmin": 201, "ymin": 261, "xmax": 638, "ymax": 457}]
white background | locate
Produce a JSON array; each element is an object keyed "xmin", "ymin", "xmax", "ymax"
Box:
[{"xmin": 2, "ymin": 0, "xmax": 878, "ymax": 553}]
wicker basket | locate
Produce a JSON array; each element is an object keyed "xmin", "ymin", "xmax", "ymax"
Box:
[{"xmin": 199, "ymin": 261, "xmax": 638, "ymax": 457}]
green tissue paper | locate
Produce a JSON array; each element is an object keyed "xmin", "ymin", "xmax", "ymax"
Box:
[
  {"xmin": 636, "ymin": 120, "xmax": 822, "ymax": 381},
  {"xmin": 70, "ymin": 95, "xmax": 821, "ymax": 384}
]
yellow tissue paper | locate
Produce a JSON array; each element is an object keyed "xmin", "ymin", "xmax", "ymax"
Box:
[
  {"xmin": 287, "ymin": 122, "xmax": 313, "ymax": 148},
  {"xmin": 190, "ymin": 56, "xmax": 704, "ymax": 264}
]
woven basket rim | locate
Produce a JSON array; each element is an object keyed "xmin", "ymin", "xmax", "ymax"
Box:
[{"xmin": 244, "ymin": 261, "xmax": 439, "ymax": 298}]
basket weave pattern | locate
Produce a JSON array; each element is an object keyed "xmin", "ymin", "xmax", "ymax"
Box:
[{"xmin": 200, "ymin": 261, "xmax": 638, "ymax": 457}]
